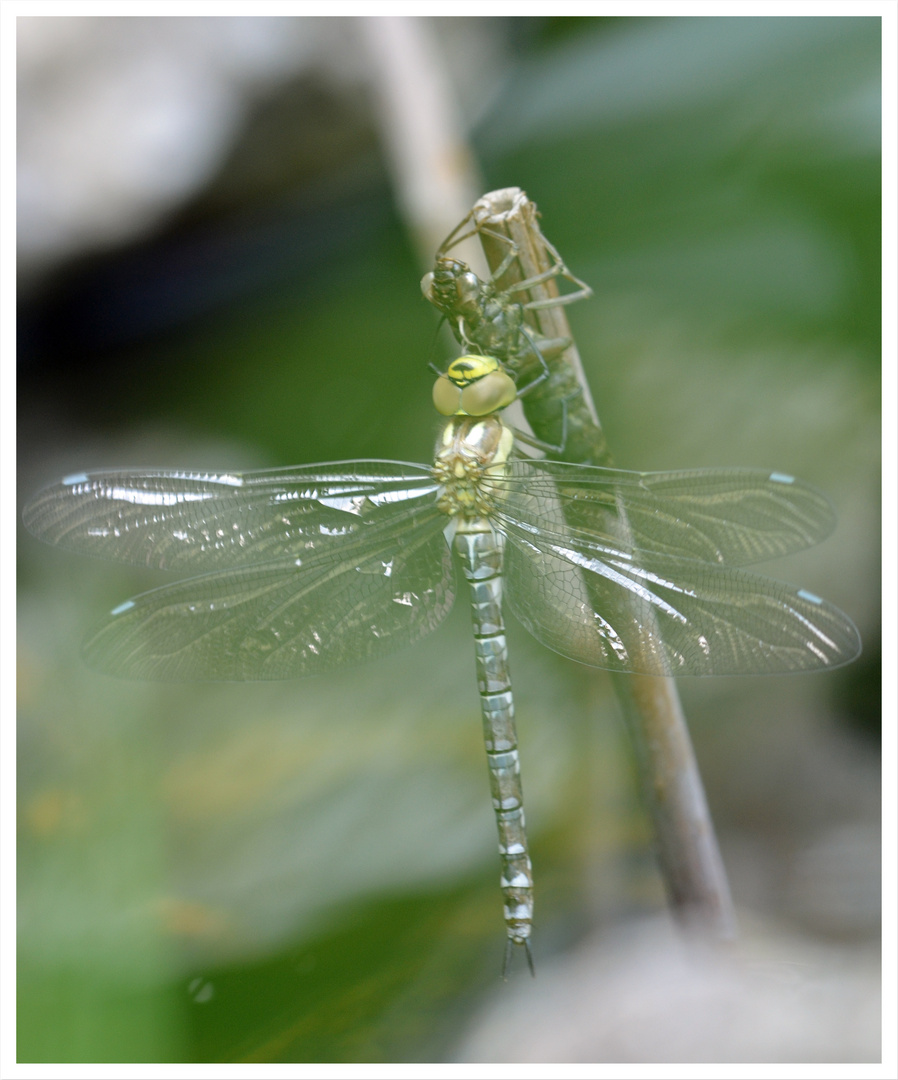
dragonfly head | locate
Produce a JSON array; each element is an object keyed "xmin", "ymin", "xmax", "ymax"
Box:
[
  {"xmin": 432, "ymin": 354, "xmax": 517, "ymax": 418},
  {"xmin": 421, "ymin": 257, "xmax": 484, "ymax": 319}
]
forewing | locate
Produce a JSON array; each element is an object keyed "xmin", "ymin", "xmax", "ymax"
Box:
[
  {"xmin": 502, "ymin": 523, "xmax": 860, "ymax": 676},
  {"xmin": 22, "ymin": 462, "xmax": 438, "ymax": 571},
  {"xmin": 494, "ymin": 461, "xmax": 838, "ymax": 566},
  {"xmin": 82, "ymin": 509, "xmax": 454, "ymax": 680}
]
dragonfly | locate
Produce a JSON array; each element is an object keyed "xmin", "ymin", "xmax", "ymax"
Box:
[
  {"xmin": 22, "ymin": 353, "xmax": 861, "ymax": 973},
  {"xmin": 422, "ymin": 203, "xmax": 599, "ymax": 460}
]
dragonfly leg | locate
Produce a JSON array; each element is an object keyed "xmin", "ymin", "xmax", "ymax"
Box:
[
  {"xmin": 513, "ymin": 384, "xmax": 583, "ymax": 457},
  {"xmin": 461, "ymin": 223, "xmax": 522, "ymax": 283},
  {"xmin": 503, "ymin": 324, "xmax": 567, "ymax": 399},
  {"xmin": 518, "ymin": 231, "xmax": 593, "ymax": 309},
  {"xmin": 476, "ymin": 224, "xmax": 592, "ymax": 309}
]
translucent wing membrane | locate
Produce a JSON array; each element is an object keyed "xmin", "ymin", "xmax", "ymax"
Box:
[
  {"xmin": 494, "ymin": 463, "xmax": 859, "ymax": 675},
  {"xmin": 493, "ymin": 462, "xmax": 838, "ymax": 566},
  {"xmin": 24, "ymin": 462, "xmax": 451, "ymax": 680},
  {"xmin": 82, "ymin": 509, "xmax": 453, "ymax": 680},
  {"xmin": 22, "ymin": 463, "xmax": 439, "ymax": 570},
  {"xmin": 502, "ymin": 525, "xmax": 860, "ymax": 675},
  {"xmin": 23, "ymin": 456, "xmax": 859, "ymax": 680}
]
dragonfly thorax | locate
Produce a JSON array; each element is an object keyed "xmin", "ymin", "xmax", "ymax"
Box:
[{"xmin": 433, "ymin": 415, "xmax": 513, "ymax": 520}]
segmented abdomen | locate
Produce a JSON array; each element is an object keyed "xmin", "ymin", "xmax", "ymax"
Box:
[{"xmin": 453, "ymin": 523, "xmax": 533, "ymax": 945}]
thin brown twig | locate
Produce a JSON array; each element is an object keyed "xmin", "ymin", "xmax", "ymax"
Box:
[{"xmin": 472, "ymin": 187, "xmax": 737, "ymax": 939}]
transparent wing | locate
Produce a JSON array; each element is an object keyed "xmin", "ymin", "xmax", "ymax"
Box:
[
  {"xmin": 81, "ymin": 509, "xmax": 454, "ymax": 680},
  {"xmin": 492, "ymin": 461, "xmax": 838, "ymax": 566},
  {"xmin": 501, "ymin": 520, "xmax": 861, "ymax": 676},
  {"xmin": 22, "ymin": 462, "xmax": 439, "ymax": 570}
]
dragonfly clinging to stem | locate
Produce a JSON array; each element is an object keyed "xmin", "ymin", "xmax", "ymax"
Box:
[
  {"xmin": 422, "ymin": 209, "xmax": 592, "ymax": 395},
  {"xmin": 422, "ymin": 203, "xmax": 599, "ymax": 462},
  {"xmin": 22, "ymin": 353, "xmax": 860, "ymax": 974}
]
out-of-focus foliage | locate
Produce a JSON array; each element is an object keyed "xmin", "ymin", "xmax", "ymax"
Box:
[{"xmin": 17, "ymin": 16, "xmax": 880, "ymax": 1063}]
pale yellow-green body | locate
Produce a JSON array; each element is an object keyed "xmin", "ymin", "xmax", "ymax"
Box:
[{"xmin": 431, "ymin": 355, "xmax": 533, "ymax": 961}]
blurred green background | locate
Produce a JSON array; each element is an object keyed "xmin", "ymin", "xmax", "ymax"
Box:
[{"xmin": 17, "ymin": 16, "xmax": 881, "ymax": 1063}]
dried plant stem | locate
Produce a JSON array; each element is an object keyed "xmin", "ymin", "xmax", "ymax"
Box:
[{"xmin": 474, "ymin": 187, "xmax": 736, "ymax": 938}]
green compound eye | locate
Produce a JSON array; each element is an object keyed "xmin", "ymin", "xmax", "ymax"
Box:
[
  {"xmin": 459, "ymin": 370, "xmax": 517, "ymax": 415},
  {"xmin": 433, "ymin": 375, "xmax": 461, "ymax": 416},
  {"xmin": 432, "ymin": 355, "xmax": 517, "ymax": 417}
]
